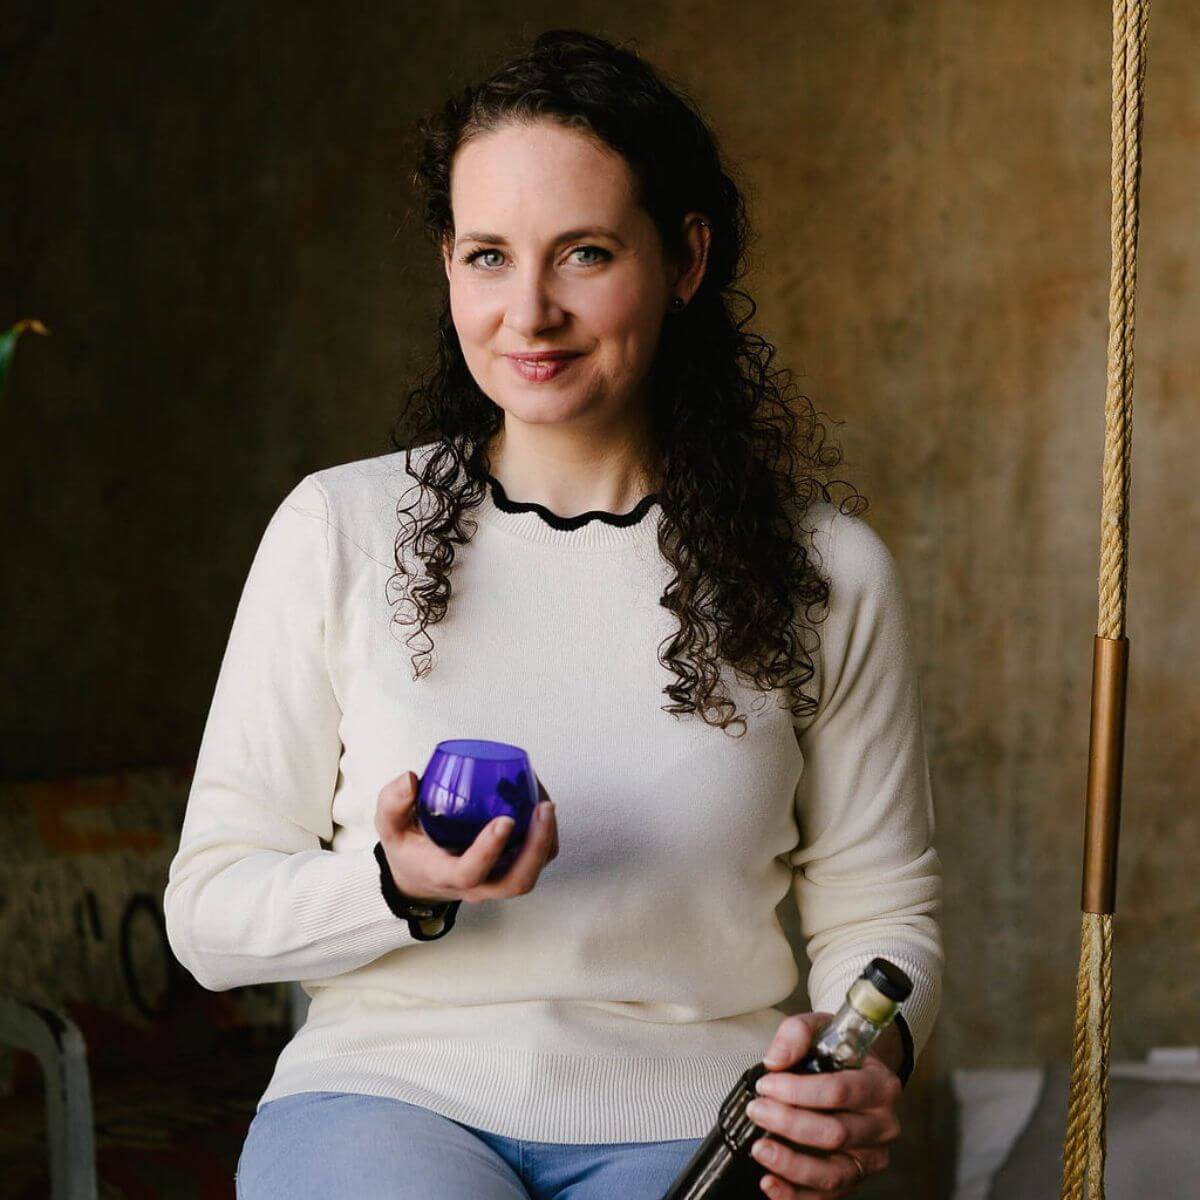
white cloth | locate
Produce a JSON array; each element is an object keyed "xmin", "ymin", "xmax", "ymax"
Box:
[{"xmin": 163, "ymin": 442, "xmax": 943, "ymax": 1142}]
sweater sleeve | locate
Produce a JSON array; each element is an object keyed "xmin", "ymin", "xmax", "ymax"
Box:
[
  {"xmin": 790, "ymin": 509, "xmax": 944, "ymax": 1071},
  {"xmin": 164, "ymin": 474, "xmax": 434, "ymax": 992}
]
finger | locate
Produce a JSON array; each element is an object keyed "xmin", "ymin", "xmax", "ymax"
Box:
[
  {"xmin": 535, "ymin": 775, "xmax": 559, "ymax": 861},
  {"xmin": 375, "ymin": 772, "xmax": 420, "ymax": 838},
  {"xmin": 748, "ymin": 1095, "xmax": 895, "ymax": 1155},
  {"xmin": 755, "ymin": 1061, "xmax": 900, "ymax": 1115},
  {"xmin": 753, "ymin": 1142, "xmax": 888, "ymax": 1197},
  {"xmin": 454, "ymin": 812, "xmax": 521, "ymax": 887},
  {"xmin": 762, "ymin": 1012, "xmax": 834, "ymax": 1070},
  {"xmin": 748, "ymin": 1132, "xmax": 873, "ymax": 1190},
  {"xmin": 843, "ymin": 1145, "xmax": 889, "ymax": 1174},
  {"xmin": 482, "ymin": 800, "xmax": 556, "ymax": 894},
  {"xmin": 530, "ymin": 799, "xmax": 558, "ymax": 868},
  {"xmin": 748, "ymin": 1097, "xmax": 861, "ymax": 1153}
]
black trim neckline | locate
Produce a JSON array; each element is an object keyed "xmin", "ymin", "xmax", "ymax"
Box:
[{"xmin": 484, "ymin": 473, "xmax": 660, "ymax": 532}]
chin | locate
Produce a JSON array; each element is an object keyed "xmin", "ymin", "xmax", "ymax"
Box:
[
  {"xmin": 494, "ymin": 384, "xmax": 595, "ymax": 422},
  {"xmin": 500, "ymin": 402, "xmax": 587, "ymax": 427}
]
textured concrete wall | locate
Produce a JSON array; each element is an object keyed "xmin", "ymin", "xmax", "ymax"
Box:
[{"xmin": 3, "ymin": 3, "xmax": 1196, "ymax": 1195}]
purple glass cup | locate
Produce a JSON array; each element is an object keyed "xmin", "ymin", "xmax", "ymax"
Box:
[{"xmin": 416, "ymin": 739, "xmax": 537, "ymax": 880}]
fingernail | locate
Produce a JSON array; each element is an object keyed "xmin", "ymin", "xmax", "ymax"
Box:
[
  {"xmin": 494, "ymin": 818, "xmax": 515, "ymax": 838},
  {"xmin": 763, "ymin": 1045, "xmax": 786, "ymax": 1067},
  {"xmin": 751, "ymin": 1139, "xmax": 776, "ymax": 1164}
]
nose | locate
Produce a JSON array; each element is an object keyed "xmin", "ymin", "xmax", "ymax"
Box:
[{"xmin": 503, "ymin": 264, "xmax": 566, "ymax": 337}]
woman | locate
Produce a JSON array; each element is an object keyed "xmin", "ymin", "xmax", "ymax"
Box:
[{"xmin": 164, "ymin": 28, "xmax": 943, "ymax": 1200}]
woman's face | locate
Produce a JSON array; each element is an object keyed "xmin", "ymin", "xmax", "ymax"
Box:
[{"xmin": 443, "ymin": 120, "xmax": 706, "ymax": 436}]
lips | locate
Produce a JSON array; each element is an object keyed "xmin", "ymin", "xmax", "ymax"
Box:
[{"xmin": 507, "ymin": 353, "xmax": 582, "ymax": 382}]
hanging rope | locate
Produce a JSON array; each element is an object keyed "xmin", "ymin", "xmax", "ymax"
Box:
[{"xmin": 1059, "ymin": 2, "xmax": 1150, "ymax": 1198}]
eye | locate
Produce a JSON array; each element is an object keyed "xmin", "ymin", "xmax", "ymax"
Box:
[
  {"xmin": 459, "ymin": 245, "xmax": 612, "ymax": 271},
  {"xmin": 462, "ymin": 248, "xmax": 505, "ymax": 270},
  {"xmin": 569, "ymin": 245, "xmax": 611, "ymax": 266}
]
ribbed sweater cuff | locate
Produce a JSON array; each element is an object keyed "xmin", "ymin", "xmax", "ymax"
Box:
[{"xmin": 290, "ymin": 846, "xmax": 428, "ymax": 957}]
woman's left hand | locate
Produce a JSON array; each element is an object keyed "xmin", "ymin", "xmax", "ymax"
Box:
[{"xmin": 745, "ymin": 1011, "xmax": 904, "ymax": 1198}]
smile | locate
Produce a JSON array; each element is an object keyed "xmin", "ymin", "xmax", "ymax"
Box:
[{"xmin": 507, "ymin": 355, "xmax": 582, "ymax": 382}]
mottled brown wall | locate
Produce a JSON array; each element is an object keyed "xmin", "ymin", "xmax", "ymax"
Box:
[{"xmin": 3, "ymin": 3, "xmax": 1196, "ymax": 1195}]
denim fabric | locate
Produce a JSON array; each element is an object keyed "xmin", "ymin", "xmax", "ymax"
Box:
[{"xmin": 236, "ymin": 1090, "xmax": 706, "ymax": 1200}]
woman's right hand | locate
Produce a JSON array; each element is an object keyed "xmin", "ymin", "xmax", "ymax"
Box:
[{"xmin": 373, "ymin": 770, "xmax": 559, "ymax": 906}]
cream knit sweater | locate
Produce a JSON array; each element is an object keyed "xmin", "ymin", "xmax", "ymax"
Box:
[{"xmin": 164, "ymin": 442, "xmax": 943, "ymax": 1143}]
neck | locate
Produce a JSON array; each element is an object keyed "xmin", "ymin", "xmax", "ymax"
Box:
[{"xmin": 484, "ymin": 426, "xmax": 662, "ymax": 519}]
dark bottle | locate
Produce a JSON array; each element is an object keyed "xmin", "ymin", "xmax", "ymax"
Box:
[{"xmin": 661, "ymin": 958, "xmax": 913, "ymax": 1199}]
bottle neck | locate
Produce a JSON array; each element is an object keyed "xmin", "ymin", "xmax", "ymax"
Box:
[{"xmin": 811, "ymin": 985, "xmax": 899, "ymax": 1069}]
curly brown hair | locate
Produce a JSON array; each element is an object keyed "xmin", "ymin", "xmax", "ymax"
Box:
[{"xmin": 387, "ymin": 27, "xmax": 868, "ymax": 738}]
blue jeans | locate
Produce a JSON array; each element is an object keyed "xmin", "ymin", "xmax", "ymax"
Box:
[{"xmin": 236, "ymin": 1090, "xmax": 706, "ymax": 1199}]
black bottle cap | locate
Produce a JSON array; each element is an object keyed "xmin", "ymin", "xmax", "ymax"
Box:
[{"xmin": 864, "ymin": 958, "xmax": 913, "ymax": 1002}]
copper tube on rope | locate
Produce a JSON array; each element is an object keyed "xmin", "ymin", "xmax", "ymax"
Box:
[{"xmin": 1081, "ymin": 636, "xmax": 1129, "ymax": 915}]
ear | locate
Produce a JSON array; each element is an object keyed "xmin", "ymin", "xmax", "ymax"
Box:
[{"xmin": 671, "ymin": 212, "xmax": 712, "ymax": 307}]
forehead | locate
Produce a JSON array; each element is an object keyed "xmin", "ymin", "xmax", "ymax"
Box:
[{"xmin": 449, "ymin": 120, "xmax": 638, "ymax": 231}]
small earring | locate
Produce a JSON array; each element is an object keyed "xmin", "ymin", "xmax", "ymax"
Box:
[{"xmin": 669, "ymin": 296, "xmax": 685, "ymax": 312}]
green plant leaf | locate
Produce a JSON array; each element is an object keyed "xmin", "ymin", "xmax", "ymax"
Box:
[{"xmin": 0, "ymin": 318, "xmax": 50, "ymax": 398}]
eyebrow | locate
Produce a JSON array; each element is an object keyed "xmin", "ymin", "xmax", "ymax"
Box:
[{"xmin": 456, "ymin": 226, "xmax": 626, "ymax": 248}]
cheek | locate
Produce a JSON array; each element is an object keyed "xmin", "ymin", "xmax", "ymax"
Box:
[
  {"xmin": 580, "ymin": 277, "xmax": 662, "ymax": 344},
  {"xmin": 450, "ymin": 292, "xmax": 507, "ymax": 376},
  {"xmin": 449, "ymin": 286, "xmax": 488, "ymax": 342}
]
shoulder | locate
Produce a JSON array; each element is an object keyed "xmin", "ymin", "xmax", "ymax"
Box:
[
  {"xmin": 304, "ymin": 443, "xmax": 435, "ymax": 510},
  {"xmin": 792, "ymin": 500, "xmax": 921, "ymax": 733},
  {"xmin": 796, "ymin": 499, "xmax": 904, "ymax": 607},
  {"xmin": 271, "ymin": 443, "xmax": 441, "ymax": 570},
  {"xmin": 275, "ymin": 443, "xmax": 440, "ymax": 527}
]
